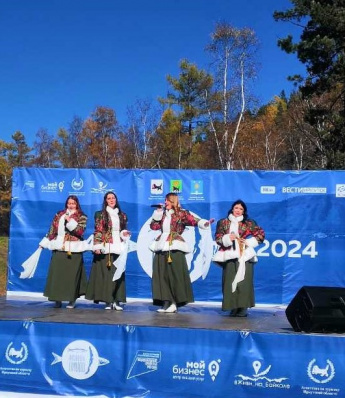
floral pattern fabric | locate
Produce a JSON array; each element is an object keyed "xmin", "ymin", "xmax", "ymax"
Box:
[
  {"xmin": 150, "ymin": 209, "xmax": 200, "ymax": 244},
  {"xmin": 93, "ymin": 210, "xmax": 128, "ymax": 245},
  {"xmin": 46, "ymin": 210, "xmax": 87, "ymax": 242}
]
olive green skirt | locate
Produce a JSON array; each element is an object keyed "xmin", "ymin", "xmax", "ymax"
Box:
[
  {"xmin": 222, "ymin": 259, "xmax": 255, "ymax": 311},
  {"xmin": 44, "ymin": 251, "xmax": 87, "ymax": 302},
  {"xmin": 152, "ymin": 250, "xmax": 194, "ymax": 307},
  {"xmin": 85, "ymin": 253, "xmax": 126, "ymax": 304}
]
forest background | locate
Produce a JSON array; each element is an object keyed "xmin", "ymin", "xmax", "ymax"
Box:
[{"xmin": 0, "ymin": 1, "xmax": 344, "ymax": 296}]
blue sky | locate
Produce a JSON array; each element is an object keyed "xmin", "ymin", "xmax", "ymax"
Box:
[{"xmin": 0, "ymin": 0, "xmax": 305, "ymax": 145}]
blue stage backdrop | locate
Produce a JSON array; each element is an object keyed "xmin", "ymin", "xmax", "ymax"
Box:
[{"xmin": 7, "ymin": 168, "xmax": 345, "ymax": 305}]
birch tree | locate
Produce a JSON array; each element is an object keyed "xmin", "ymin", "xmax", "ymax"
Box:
[
  {"xmin": 123, "ymin": 99, "xmax": 160, "ymax": 168},
  {"xmin": 33, "ymin": 128, "xmax": 59, "ymax": 167},
  {"xmin": 205, "ymin": 23, "xmax": 259, "ymax": 169}
]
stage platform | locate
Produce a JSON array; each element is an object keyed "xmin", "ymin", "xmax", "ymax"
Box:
[
  {"xmin": 0, "ymin": 297, "xmax": 344, "ymax": 398},
  {"xmin": 0, "ymin": 296, "xmax": 292, "ymax": 333}
]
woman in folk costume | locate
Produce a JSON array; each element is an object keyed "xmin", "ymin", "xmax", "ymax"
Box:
[
  {"xmin": 213, "ymin": 199, "xmax": 265, "ymax": 317},
  {"xmin": 40, "ymin": 195, "xmax": 89, "ymax": 309},
  {"xmin": 85, "ymin": 191, "xmax": 130, "ymax": 310},
  {"xmin": 150, "ymin": 192, "xmax": 214, "ymax": 313}
]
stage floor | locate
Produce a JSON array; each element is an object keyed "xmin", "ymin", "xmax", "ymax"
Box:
[{"xmin": 1, "ymin": 296, "xmax": 295, "ymax": 334}]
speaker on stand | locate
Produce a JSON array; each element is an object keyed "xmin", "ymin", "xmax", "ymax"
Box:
[{"xmin": 285, "ymin": 286, "xmax": 345, "ymax": 333}]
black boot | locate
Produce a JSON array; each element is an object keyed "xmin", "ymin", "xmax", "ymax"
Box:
[
  {"xmin": 54, "ymin": 301, "xmax": 62, "ymax": 308},
  {"xmin": 229, "ymin": 308, "xmax": 238, "ymax": 317},
  {"xmin": 236, "ymin": 308, "xmax": 248, "ymax": 317}
]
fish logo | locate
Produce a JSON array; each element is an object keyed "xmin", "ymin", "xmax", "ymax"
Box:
[{"xmin": 51, "ymin": 340, "xmax": 109, "ymax": 380}]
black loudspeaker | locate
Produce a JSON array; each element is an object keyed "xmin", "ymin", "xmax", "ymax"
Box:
[{"xmin": 285, "ymin": 286, "xmax": 345, "ymax": 333}]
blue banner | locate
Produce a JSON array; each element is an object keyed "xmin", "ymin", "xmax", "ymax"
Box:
[
  {"xmin": 8, "ymin": 168, "xmax": 345, "ymax": 305},
  {"xmin": 0, "ymin": 320, "xmax": 344, "ymax": 397}
]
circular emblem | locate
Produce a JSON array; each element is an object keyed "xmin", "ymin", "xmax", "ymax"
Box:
[
  {"xmin": 71, "ymin": 178, "xmax": 84, "ymax": 191},
  {"xmin": 307, "ymin": 359, "xmax": 335, "ymax": 383},
  {"xmin": 61, "ymin": 340, "xmax": 101, "ymax": 380},
  {"xmin": 5, "ymin": 342, "xmax": 28, "ymax": 365}
]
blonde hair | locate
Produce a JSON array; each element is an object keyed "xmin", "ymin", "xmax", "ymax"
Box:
[{"xmin": 166, "ymin": 193, "xmax": 180, "ymax": 211}]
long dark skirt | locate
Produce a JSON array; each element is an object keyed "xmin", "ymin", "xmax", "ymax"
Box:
[
  {"xmin": 152, "ymin": 250, "xmax": 194, "ymax": 307},
  {"xmin": 44, "ymin": 251, "xmax": 87, "ymax": 302},
  {"xmin": 222, "ymin": 259, "xmax": 255, "ymax": 311},
  {"xmin": 85, "ymin": 253, "xmax": 126, "ymax": 304}
]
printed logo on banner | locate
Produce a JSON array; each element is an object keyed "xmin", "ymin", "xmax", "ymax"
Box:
[
  {"xmin": 0, "ymin": 341, "xmax": 32, "ymax": 376},
  {"xmin": 190, "ymin": 180, "xmax": 205, "ymax": 201},
  {"xmin": 281, "ymin": 186, "xmax": 327, "ymax": 194},
  {"xmin": 151, "ymin": 179, "xmax": 164, "ymax": 195},
  {"xmin": 234, "ymin": 360, "xmax": 290, "ymax": 390},
  {"xmin": 127, "ymin": 350, "xmax": 161, "ymax": 379},
  {"xmin": 136, "ymin": 211, "xmax": 216, "ymax": 282},
  {"xmin": 58, "ymin": 181, "xmax": 64, "ymax": 192},
  {"xmin": 172, "ymin": 359, "xmax": 221, "ymax": 382},
  {"xmin": 335, "ymin": 184, "xmax": 345, "ymax": 198},
  {"xmin": 170, "ymin": 179, "xmax": 182, "ymax": 193},
  {"xmin": 191, "ymin": 180, "xmax": 203, "ymax": 195},
  {"xmin": 208, "ymin": 360, "xmax": 221, "ymax": 381},
  {"xmin": 5, "ymin": 342, "xmax": 28, "ymax": 365},
  {"xmin": 301, "ymin": 359, "xmax": 340, "ymax": 396},
  {"xmin": 307, "ymin": 359, "xmax": 335, "ymax": 384},
  {"xmin": 91, "ymin": 181, "xmax": 113, "ymax": 194},
  {"xmin": 22, "ymin": 180, "xmax": 35, "ymax": 192},
  {"xmin": 68, "ymin": 178, "xmax": 85, "ymax": 196},
  {"xmin": 51, "ymin": 340, "xmax": 109, "ymax": 380},
  {"xmin": 41, "ymin": 181, "xmax": 61, "ymax": 193},
  {"xmin": 260, "ymin": 186, "xmax": 276, "ymax": 194},
  {"xmin": 71, "ymin": 178, "xmax": 84, "ymax": 191}
]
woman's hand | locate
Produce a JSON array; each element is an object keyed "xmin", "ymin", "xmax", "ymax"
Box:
[
  {"xmin": 94, "ymin": 249, "xmax": 101, "ymax": 255},
  {"xmin": 123, "ymin": 230, "xmax": 131, "ymax": 237},
  {"xmin": 239, "ymin": 237, "xmax": 246, "ymax": 246},
  {"xmin": 204, "ymin": 218, "xmax": 215, "ymax": 227},
  {"xmin": 229, "ymin": 232, "xmax": 237, "ymax": 241}
]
